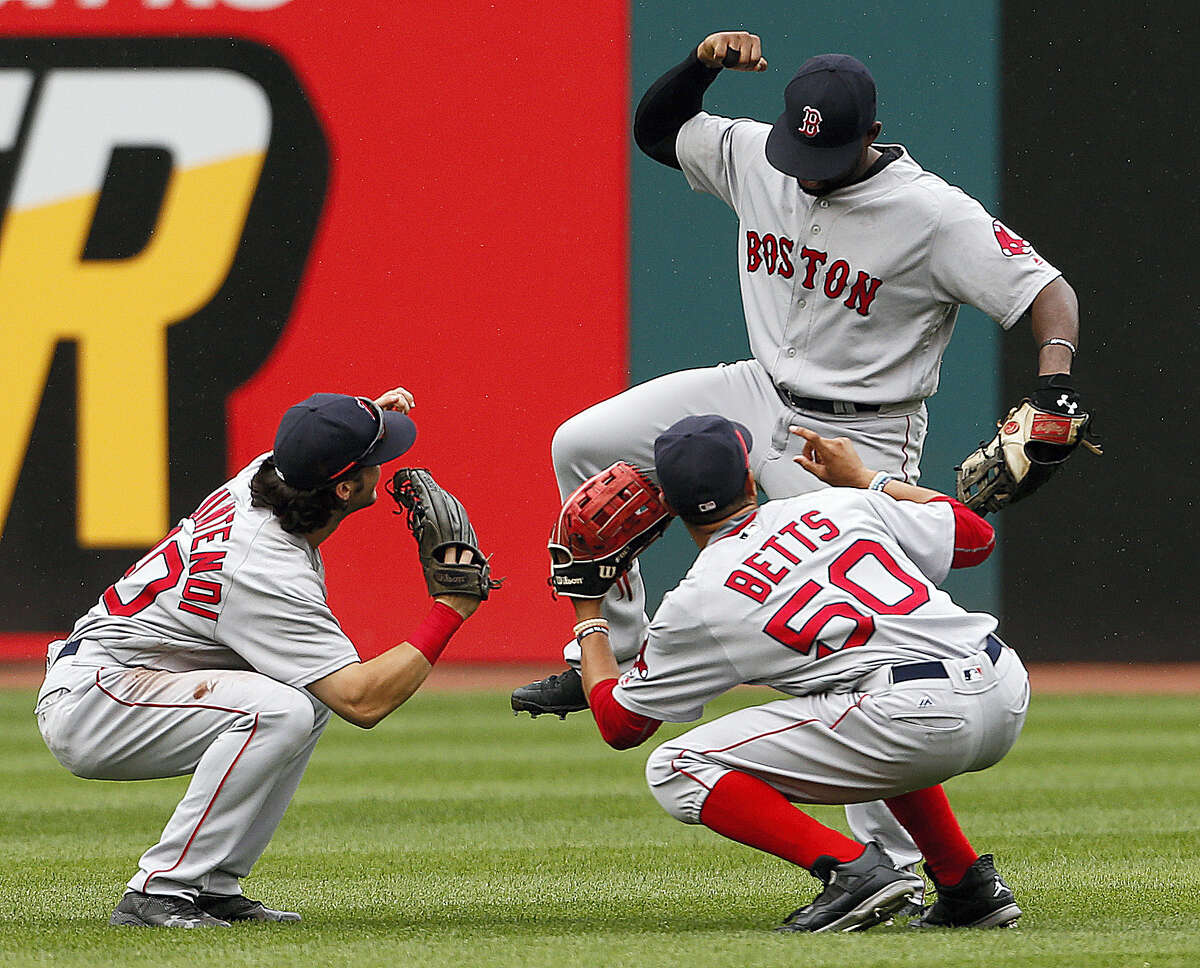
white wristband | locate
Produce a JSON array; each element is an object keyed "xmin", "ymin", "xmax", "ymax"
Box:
[
  {"xmin": 573, "ymin": 618, "xmax": 610, "ymax": 646},
  {"xmin": 1040, "ymin": 337, "xmax": 1078, "ymax": 358},
  {"xmin": 868, "ymin": 471, "xmax": 896, "ymax": 492}
]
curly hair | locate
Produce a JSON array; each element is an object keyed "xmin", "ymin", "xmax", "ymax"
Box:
[{"xmin": 250, "ymin": 456, "xmax": 367, "ymax": 535}]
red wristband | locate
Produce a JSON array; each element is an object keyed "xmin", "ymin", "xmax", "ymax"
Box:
[{"xmin": 408, "ymin": 602, "xmax": 464, "ymax": 664}]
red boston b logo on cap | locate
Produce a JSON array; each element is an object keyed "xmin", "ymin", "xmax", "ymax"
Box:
[{"xmin": 799, "ymin": 105, "xmax": 823, "ymax": 137}]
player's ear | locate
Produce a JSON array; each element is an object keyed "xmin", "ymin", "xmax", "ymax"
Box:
[
  {"xmin": 744, "ymin": 473, "xmax": 758, "ymax": 503},
  {"xmin": 866, "ymin": 121, "xmax": 882, "ymax": 143}
]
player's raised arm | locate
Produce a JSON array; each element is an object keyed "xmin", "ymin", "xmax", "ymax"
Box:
[
  {"xmin": 789, "ymin": 426, "xmax": 944, "ymax": 504},
  {"xmin": 790, "ymin": 425, "xmax": 995, "ymax": 569},
  {"xmin": 374, "ymin": 385, "xmax": 415, "ymax": 413},
  {"xmin": 695, "ymin": 31, "xmax": 768, "ymax": 72},
  {"xmin": 633, "ymin": 30, "xmax": 766, "ymax": 169},
  {"xmin": 307, "ymin": 471, "xmax": 499, "ymax": 728}
]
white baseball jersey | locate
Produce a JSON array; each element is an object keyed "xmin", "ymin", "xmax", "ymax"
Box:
[
  {"xmin": 60, "ymin": 453, "xmax": 359, "ymax": 689},
  {"xmin": 676, "ymin": 113, "xmax": 1062, "ymax": 404},
  {"xmin": 613, "ymin": 490, "xmax": 997, "ymax": 724}
]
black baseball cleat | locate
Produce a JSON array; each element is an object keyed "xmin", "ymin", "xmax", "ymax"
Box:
[
  {"xmin": 109, "ymin": 890, "xmax": 231, "ymax": 928},
  {"xmin": 909, "ymin": 854, "xmax": 1021, "ymax": 928},
  {"xmin": 892, "ymin": 897, "xmax": 928, "ymax": 920},
  {"xmin": 197, "ymin": 892, "xmax": 302, "ymax": 923},
  {"xmin": 777, "ymin": 842, "xmax": 926, "ymax": 933},
  {"xmin": 510, "ymin": 667, "xmax": 587, "ymax": 719}
]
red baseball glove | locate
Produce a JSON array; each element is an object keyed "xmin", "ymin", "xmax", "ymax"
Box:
[{"xmin": 548, "ymin": 462, "xmax": 673, "ymax": 599}]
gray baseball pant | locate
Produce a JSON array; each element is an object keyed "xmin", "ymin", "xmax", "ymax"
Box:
[
  {"xmin": 552, "ymin": 358, "xmax": 928, "ymax": 867},
  {"xmin": 36, "ymin": 658, "xmax": 329, "ymax": 898}
]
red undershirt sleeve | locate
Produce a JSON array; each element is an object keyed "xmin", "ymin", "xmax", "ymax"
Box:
[
  {"xmin": 588, "ymin": 679, "xmax": 662, "ymax": 750},
  {"xmin": 927, "ymin": 495, "xmax": 996, "ymax": 568}
]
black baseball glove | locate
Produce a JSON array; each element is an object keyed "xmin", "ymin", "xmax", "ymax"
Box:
[
  {"xmin": 389, "ymin": 468, "xmax": 501, "ymax": 599},
  {"xmin": 956, "ymin": 375, "xmax": 1102, "ymax": 514}
]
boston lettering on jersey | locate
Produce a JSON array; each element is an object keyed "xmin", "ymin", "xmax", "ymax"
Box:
[{"xmin": 745, "ymin": 231, "xmax": 883, "ymax": 317}]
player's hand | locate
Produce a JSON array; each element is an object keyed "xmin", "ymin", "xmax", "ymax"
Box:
[
  {"xmin": 374, "ymin": 386, "xmax": 414, "ymax": 414},
  {"xmin": 433, "ymin": 546, "xmax": 481, "ymax": 619},
  {"xmin": 697, "ymin": 31, "xmax": 767, "ymax": 72},
  {"xmin": 789, "ymin": 426, "xmax": 875, "ymax": 488}
]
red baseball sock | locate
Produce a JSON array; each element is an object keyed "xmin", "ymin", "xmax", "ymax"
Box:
[
  {"xmin": 884, "ymin": 785, "xmax": 976, "ymax": 885},
  {"xmin": 698, "ymin": 771, "xmax": 864, "ymax": 871}
]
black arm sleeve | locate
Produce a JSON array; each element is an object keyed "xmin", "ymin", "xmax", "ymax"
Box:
[{"xmin": 633, "ymin": 49, "xmax": 724, "ymax": 170}]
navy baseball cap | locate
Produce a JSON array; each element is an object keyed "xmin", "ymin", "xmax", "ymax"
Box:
[
  {"xmin": 273, "ymin": 393, "xmax": 417, "ymax": 490},
  {"xmin": 765, "ymin": 54, "xmax": 876, "ymax": 181},
  {"xmin": 654, "ymin": 415, "xmax": 754, "ymax": 521}
]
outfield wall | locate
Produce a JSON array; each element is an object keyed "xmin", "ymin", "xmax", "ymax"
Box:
[
  {"xmin": 0, "ymin": 2, "xmax": 1188, "ymax": 662},
  {"xmin": 0, "ymin": 0, "xmax": 630, "ymax": 662}
]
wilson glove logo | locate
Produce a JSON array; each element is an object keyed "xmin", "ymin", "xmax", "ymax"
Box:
[{"xmin": 0, "ymin": 38, "xmax": 327, "ymax": 630}]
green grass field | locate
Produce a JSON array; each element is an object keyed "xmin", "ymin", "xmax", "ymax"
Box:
[{"xmin": 1, "ymin": 686, "xmax": 1198, "ymax": 967}]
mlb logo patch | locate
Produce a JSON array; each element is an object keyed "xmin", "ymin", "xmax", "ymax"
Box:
[{"xmin": 961, "ymin": 665, "xmax": 985, "ymax": 683}]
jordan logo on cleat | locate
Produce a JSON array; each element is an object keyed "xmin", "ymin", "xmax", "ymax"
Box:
[{"xmin": 992, "ymin": 876, "xmax": 1006, "ymax": 897}]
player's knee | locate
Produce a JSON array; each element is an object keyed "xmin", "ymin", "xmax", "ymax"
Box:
[
  {"xmin": 645, "ymin": 743, "xmax": 705, "ymax": 825},
  {"xmin": 260, "ymin": 685, "xmax": 317, "ymax": 750},
  {"xmin": 551, "ymin": 405, "xmax": 622, "ymax": 485},
  {"xmin": 550, "ymin": 412, "xmax": 592, "ymax": 478}
]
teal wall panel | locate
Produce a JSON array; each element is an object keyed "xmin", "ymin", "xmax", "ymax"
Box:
[{"xmin": 629, "ymin": 2, "xmax": 1004, "ymax": 615}]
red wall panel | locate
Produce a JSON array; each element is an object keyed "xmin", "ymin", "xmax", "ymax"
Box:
[{"xmin": 0, "ymin": 1, "xmax": 629, "ymax": 662}]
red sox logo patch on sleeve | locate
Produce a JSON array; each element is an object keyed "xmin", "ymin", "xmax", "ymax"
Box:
[
  {"xmin": 993, "ymin": 219, "xmax": 1032, "ymax": 257},
  {"xmin": 799, "ymin": 105, "xmax": 823, "ymax": 137},
  {"xmin": 619, "ymin": 637, "xmax": 652, "ymax": 686}
]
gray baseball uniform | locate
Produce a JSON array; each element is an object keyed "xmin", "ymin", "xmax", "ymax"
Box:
[
  {"xmin": 607, "ymin": 489, "xmax": 1029, "ymax": 824},
  {"xmin": 35, "ymin": 454, "xmax": 358, "ymax": 899},
  {"xmin": 552, "ymin": 94, "xmax": 1057, "ymax": 867},
  {"xmin": 558, "ymin": 126, "xmax": 1061, "ymax": 673}
]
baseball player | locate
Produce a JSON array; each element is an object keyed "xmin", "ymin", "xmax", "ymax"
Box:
[
  {"xmin": 566, "ymin": 414, "xmax": 1029, "ymax": 932},
  {"xmin": 34, "ymin": 388, "xmax": 490, "ymax": 928},
  {"xmin": 512, "ymin": 28, "xmax": 1082, "ymax": 876}
]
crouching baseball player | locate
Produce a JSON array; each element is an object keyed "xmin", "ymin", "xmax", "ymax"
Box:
[
  {"xmin": 553, "ymin": 415, "xmax": 1028, "ymax": 932},
  {"xmin": 34, "ymin": 388, "xmax": 497, "ymax": 928}
]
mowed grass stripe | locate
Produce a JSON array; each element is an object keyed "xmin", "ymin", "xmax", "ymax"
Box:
[{"xmin": 1, "ymin": 690, "xmax": 1198, "ymax": 967}]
